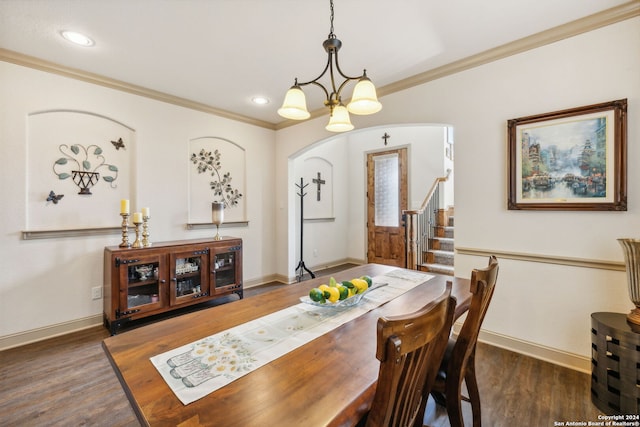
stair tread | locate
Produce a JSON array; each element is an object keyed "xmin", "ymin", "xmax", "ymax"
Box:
[
  {"xmin": 429, "ymin": 249, "xmax": 454, "ymax": 257},
  {"xmin": 433, "ymin": 237, "xmax": 454, "ymax": 242},
  {"xmin": 422, "ymin": 263, "xmax": 455, "ymax": 274}
]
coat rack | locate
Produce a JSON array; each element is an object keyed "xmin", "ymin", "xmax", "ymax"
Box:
[{"xmin": 295, "ymin": 178, "xmax": 315, "ymax": 282}]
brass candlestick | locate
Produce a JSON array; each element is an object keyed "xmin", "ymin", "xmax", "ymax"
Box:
[
  {"xmin": 142, "ymin": 215, "xmax": 151, "ymax": 247},
  {"xmin": 119, "ymin": 213, "xmax": 131, "ymax": 248},
  {"xmin": 132, "ymin": 219, "xmax": 143, "ymax": 248}
]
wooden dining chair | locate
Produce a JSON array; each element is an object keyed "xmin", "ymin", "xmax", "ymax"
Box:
[
  {"xmin": 363, "ymin": 283, "xmax": 456, "ymax": 427},
  {"xmin": 429, "ymin": 255, "xmax": 499, "ymax": 427}
]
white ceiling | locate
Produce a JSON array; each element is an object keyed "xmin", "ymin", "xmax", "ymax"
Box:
[{"xmin": 0, "ymin": 0, "xmax": 632, "ymax": 127}]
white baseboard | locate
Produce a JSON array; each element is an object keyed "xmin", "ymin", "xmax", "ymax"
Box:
[
  {"xmin": 243, "ymin": 274, "xmax": 283, "ymax": 288},
  {"xmin": 251, "ymin": 258, "xmax": 366, "ymax": 285},
  {"xmin": 454, "ymin": 324, "xmax": 591, "ymax": 373},
  {"xmin": 0, "ymin": 314, "xmax": 104, "ymax": 351}
]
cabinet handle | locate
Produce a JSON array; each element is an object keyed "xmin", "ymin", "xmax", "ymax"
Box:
[
  {"xmin": 192, "ymin": 292, "xmax": 209, "ymax": 299},
  {"xmin": 161, "ymin": 279, "xmax": 166, "ymax": 283}
]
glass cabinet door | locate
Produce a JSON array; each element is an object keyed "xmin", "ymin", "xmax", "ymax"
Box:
[
  {"xmin": 116, "ymin": 253, "xmax": 165, "ymax": 317},
  {"xmin": 211, "ymin": 243, "xmax": 242, "ymax": 296},
  {"xmin": 169, "ymin": 247, "xmax": 209, "ymax": 305}
]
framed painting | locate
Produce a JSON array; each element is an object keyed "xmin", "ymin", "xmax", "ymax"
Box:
[{"xmin": 508, "ymin": 99, "xmax": 627, "ymax": 211}]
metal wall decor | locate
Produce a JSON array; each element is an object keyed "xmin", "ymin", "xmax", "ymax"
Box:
[
  {"xmin": 312, "ymin": 172, "xmax": 325, "ymax": 201},
  {"xmin": 111, "ymin": 138, "xmax": 125, "ymax": 150},
  {"xmin": 52, "ymin": 142, "xmax": 120, "ymax": 195},
  {"xmin": 191, "ymin": 149, "xmax": 243, "ymax": 208},
  {"xmin": 46, "ymin": 190, "xmax": 64, "ymax": 204}
]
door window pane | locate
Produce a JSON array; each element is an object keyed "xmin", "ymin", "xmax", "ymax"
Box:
[{"xmin": 374, "ymin": 153, "xmax": 399, "ymax": 227}]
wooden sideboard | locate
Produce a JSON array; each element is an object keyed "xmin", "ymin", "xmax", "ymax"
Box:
[{"xmin": 103, "ymin": 237, "xmax": 242, "ymax": 334}]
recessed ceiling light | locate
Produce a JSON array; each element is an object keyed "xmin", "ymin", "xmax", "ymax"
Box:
[
  {"xmin": 60, "ymin": 30, "xmax": 95, "ymax": 47},
  {"xmin": 252, "ymin": 96, "xmax": 270, "ymax": 105}
]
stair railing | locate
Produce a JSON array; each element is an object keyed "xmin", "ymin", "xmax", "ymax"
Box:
[{"xmin": 403, "ymin": 169, "xmax": 451, "ymax": 270}]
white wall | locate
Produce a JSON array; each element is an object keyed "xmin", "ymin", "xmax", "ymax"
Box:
[
  {"xmin": 275, "ymin": 17, "xmax": 640, "ymax": 366},
  {"xmin": 0, "ymin": 62, "xmax": 276, "ymax": 342},
  {"xmin": 291, "ymin": 137, "xmax": 350, "ymax": 272}
]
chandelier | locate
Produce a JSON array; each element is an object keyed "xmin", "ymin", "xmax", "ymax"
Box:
[{"xmin": 277, "ymin": 0, "xmax": 382, "ymax": 132}]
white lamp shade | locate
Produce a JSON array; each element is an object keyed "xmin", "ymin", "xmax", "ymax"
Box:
[
  {"xmin": 347, "ymin": 77, "xmax": 382, "ymax": 115},
  {"xmin": 325, "ymin": 104, "xmax": 354, "ymax": 132},
  {"xmin": 211, "ymin": 202, "xmax": 225, "ymax": 225},
  {"xmin": 277, "ymin": 86, "xmax": 311, "ymax": 120}
]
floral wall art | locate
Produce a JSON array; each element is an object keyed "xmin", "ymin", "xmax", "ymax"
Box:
[
  {"xmin": 188, "ymin": 136, "xmax": 246, "ymax": 223},
  {"xmin": 27, "ymin": 110, "xmax": 134, "ymax": 231}
]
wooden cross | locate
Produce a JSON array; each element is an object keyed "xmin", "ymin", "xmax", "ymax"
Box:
[
  {"xmin": 312, "ymin": 172, "xmax": 325, "ymax": 201},
  {"xmin": 382, "ymin": 132, "xmax": 391, "ymax": 145}
]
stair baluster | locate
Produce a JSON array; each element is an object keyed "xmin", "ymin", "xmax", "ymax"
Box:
[{"xmin": 403, "ymin": 170, "xmax": 452, "ymax": 274}]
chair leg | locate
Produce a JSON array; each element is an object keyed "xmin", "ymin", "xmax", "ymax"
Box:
[
  {"xmin": 444, "ymin": 370, "xmax": 465, "ymax": 427},
  {"xmin": 465, "ymin": 356, "xmax": 482, "ymax": 427}
]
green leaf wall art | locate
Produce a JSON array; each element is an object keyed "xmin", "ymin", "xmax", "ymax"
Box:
[{"xmin": 52, "ymin": 143, "xmax": 120, "ymax": 195}]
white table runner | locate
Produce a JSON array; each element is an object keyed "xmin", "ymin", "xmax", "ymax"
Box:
[{"xmin": 150, "ymin": 269, "xmax": 434, "ymax": 405}]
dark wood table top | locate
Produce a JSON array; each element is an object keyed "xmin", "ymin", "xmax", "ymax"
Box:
[{"xmin": 102, "ymin": 264, "xmax": 471, "ymax": 427}]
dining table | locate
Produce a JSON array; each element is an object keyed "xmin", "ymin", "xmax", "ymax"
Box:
[{"xmin": 102, "ymin": 263, "xmax": 472, "ymax": 427}]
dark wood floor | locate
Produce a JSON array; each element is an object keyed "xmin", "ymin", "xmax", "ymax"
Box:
[{"xmin": 0, "ymin": 265, "xmax": 604, "ymax": 426}]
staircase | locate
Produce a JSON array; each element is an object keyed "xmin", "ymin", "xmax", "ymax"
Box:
[
  {"xmin": 420, "ymin": 206, "xmax": 454, "ymax": 275},
  {"xmin": 403, "ymin": 170, "xmax": 454, "ymax": 276}
]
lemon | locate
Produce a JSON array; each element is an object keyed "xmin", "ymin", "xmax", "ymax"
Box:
[
  {"xmin": 351, "ymin": 278, "xmax": 369, "ymax": 294},
  {"xmin": 329, "ymin": 277, "xmax": 338, "ymax": 287},
  {"xmin": 326, "ymin": 286, "xmax": 340, "ymax": 303},
  {"xmin": 360, "ymin": 275, "xmax": 373, "ymax": 287},
  {"xmin": 337, "ymin": 285, "xmax": 349, "ymax": 300},
  {"xmin": 309, "ymin": 288, "xmax": 325, "ymax": 303}
]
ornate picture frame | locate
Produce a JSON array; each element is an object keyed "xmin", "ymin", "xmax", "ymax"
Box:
[{"xmin": 508, "ymin": 99, "xmax": 627, "ymax": 211}]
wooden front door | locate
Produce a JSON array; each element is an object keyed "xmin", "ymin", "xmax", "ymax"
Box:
[{"xmin": 366, "ymin": 148, "xmax": 408, "ymax": 267}]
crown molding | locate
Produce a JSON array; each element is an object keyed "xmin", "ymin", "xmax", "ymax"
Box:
[
  {"xmin": 377, "ymin": 1, "xmax": 640, "ymax": 98},
  {"xmin": 276, "ymin": 1, "xmax": 640, "ymax": 130},
  {"xmin": 0, "ymin": 48, "xmax": 277, "ymax": 130},
  {"xmin": 1, "ymin": 1, "xmax": 637, "ymax": 132}
]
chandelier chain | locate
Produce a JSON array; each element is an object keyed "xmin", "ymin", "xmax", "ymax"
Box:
[{"xmin": 328, "ymin": 0, "xmax": 335, "ymax": 39}]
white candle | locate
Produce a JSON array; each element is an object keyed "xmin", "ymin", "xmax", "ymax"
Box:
[
  {"xmin": 133, "ymin": 212, "xmax": 142, "ymax": 223},
  {"xmin": 141, "ymin": 207, "xmax": 150, "ymax": 217},
  {"xmin": 120, "ymin": 199, "xmax": 130, "ymax": 214}
]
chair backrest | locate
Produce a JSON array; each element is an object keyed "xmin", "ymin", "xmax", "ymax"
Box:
[
  {"xmin": 453, "ymin": 255, "xmax": 499, "ymax": 372},
  {"xmin": 366, "ymin": 283, "xmax": 456, "ymax": 427}
]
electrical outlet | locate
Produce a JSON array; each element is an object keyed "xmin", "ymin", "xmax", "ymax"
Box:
[{"xmin": 91, "ymin": 286, "xmax": 102, "ymax": 300}]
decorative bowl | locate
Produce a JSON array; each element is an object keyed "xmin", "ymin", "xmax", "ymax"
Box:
[{"xmin": 300, "ymin": 282, "xmax": 388, "ymax": 308}]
